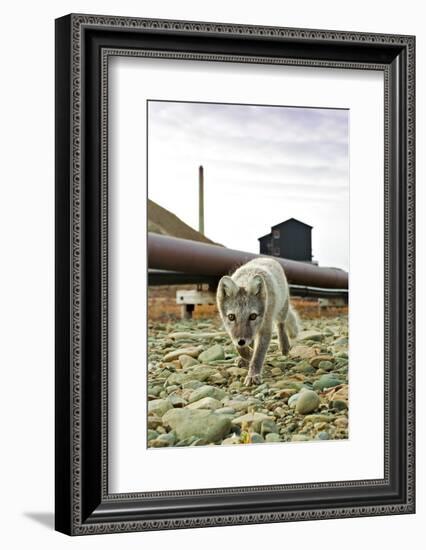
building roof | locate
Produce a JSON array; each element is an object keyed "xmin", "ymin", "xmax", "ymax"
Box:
[
  {"xmin": 271, "ymin": 217, "xmax": 313, "ymax": 230},
  {"xmin": 258, "ymin": 232, "xmax": 272, "ymax": 241}
]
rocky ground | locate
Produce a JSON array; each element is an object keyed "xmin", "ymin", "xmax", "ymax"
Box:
[{"xmin": 147, "ymin": 314, "xmax": 349, "ymax": 448}]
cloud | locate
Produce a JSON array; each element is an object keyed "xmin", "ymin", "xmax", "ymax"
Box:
[{"xmin": 148, "ymin": 100, "xmax": 349, "ymax": 270}]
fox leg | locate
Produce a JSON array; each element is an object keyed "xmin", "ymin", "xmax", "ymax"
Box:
[
  {"xmin": 244, "ymin": 326, "xmax": 272, "ymax": 386},
  {"xmin": 235, "ymin": 345, "xmax": 252, "ymax": 368},
  {"xmin": 276, "ymin": 322, "xmax": 290, "ymax": 356}
]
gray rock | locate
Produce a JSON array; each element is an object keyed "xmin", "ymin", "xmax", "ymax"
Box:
[
  {"xmin": 198, "ymin": 344, "xmax": 225, "ymax": 363},
  {"xmin": 149, "ymin": 439, "xmax": 170, "ymax": 448},
  {"xmin": 179, "ymin": 354, "xmax": 199, "ymax": 368},
  {"xmin": 313, "ymin": 374, "xmax": 342, "ymax": 391},
  {"xmin": 232, "ymin": 412, "xmax": 269, "ymax": 432},
  {"xmin": 288, "ymin": 393, "xmax": 301, "ymax": 408},
  {"xmin": 250, "ymin": 432, "xmax": 264, "ymax": 443},
  {"xmin": 163, "ymin": 346, "xmax": 203, "ymax": 362},
  {"xmin": 227, "ymin": 366, "xmax": 248, "ymax": 377},
  {"xmin": 182, "ymin": 380, "xmax": 204, "ymax": 390},
  {"xmin": 295, "ymin": 390, "xmax": 320, "ymax": 414},
  {"xmin": 261, "ymin": 419, "xmax": 279, "ymax": 436},
  {"xmin": 303, "ymin": 414, "xmax": 334, "ymax": 424},
  {"xmin": 148, "ymin": 398, "xmax": 173, "ymax": 417},
  {"xmin": 222, "ymin": 435, "xmax": 240, "ymax": 445},
  {"xmin": 297, "ymin": 330, "xmax": 325, "ymax": 342},
  {"xmin": 318, "ymin": 360, "xmax": 334, "ymax": 371},
  {"xmin": 147, "ymin": 429, "xmax": 159, "ymax": 441},
  {"xmin": 188, "ymin": 385, "xmax": 226, "ymax": 403},
  {"xmin": 214, "ymin": 407, "xmax": 236, "ymax": 415},
  {"xmin": 157, "ymin": 432, "xmax": 177, "ymax": 446},
  {"xmin": 186, "ymin": 365, "xmax": 218, "ymax": 382},
  {"xmin": 310, "ymin": 355, "xmax": 334, "ymax": 368},
  {"xmin": 317, "ymin": 431, "xmax": 330, "ymax": 440},
  {"xmin": 186, "ymin": 397, "xmax": 222, "ymax": 410},
  {"xmin": 168, "ymin": 394, "xmax": 187, "ymax": 408},
  {"xmin": 331, "ymin": 399, "xmax": 348, "ymax": 411},
  {"xmin": 190, "ymin": 438, "xmax": 209, "ymax": 446},
  {"xmin": 162, "ymin": 409, "xmax": 231, "ymax": 443}
]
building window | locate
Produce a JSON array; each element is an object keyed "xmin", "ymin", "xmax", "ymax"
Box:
[
  {"xmin": 272, "ymin": 229, "xmax": 280, "ymax": 239},
  {"xmin": 273, "ymin": 247, "xmax": 280, "ymax": 256}
]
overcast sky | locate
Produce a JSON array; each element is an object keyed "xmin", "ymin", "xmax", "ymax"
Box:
[{"xmin": 148, "ymin": 101, "xmax": 349, "ymax": 271}]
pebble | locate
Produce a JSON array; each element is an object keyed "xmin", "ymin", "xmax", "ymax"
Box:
[
  {"xmin": 163, "ymin": 346, "xmax": 203, "ymax": 362},
  {"xmin": 261, "ymin": 419, "xmax": 279, "ymax": 435},
  {"xmin": 288, "ymin": 393, "xmax": 301, "ymax": 408},
  {"xmin": 310, "ymin": 355, "xmax": 334, "ymax": 368},
  {"xmin": 232, "ymin": 412, "xmax": 269, "ymax": 432},
  {"xmin": 188, "ymin": 385, "xmax": 226, "ymax": 403},
  {"xmin": 313, "ymin": 374, "xmax": 342, "ymax": 392},
  {"xmin": 162, "ymin": 408, "xmax": 231, "ymax": 443},
  {"xmin": 148, "ymin": 315, "xmax": 349, "ymax": 446},
  {"xmin": 179, "ymin": 354, "xmax": 199, "ymax": 368},
  {"xmin": 227, "ymin": 366, "xmax": 248, "ymax": 377},
  {"xmin": 198, "ymin": 344, "xmax": 225, "ymax": 363},
  {"xmin": 331, "ymin": 399, "xmax": 348, "ymax": 411},
  {"xmin": 318, "ymin": 360, "xmax": 334, "ymax": 371},
  {"xmin": 335, "ymin": 417, "xmax": 349, "ymax": 428},
  {"xmin": 148, "ymin": 398, "xmax": 173, "ymax": 417},
  {"xmin": 186, "ymin": 397, "xmax": 222, "ymax": 410},
  {"xmin": 147, "ymin": 429, "xmax": 158, "ymax": 441},
  {"xmin": 156, "ymin": 432, "xmax": 177, "ymax": 446},
  {"xmin": 289, "ymin": 345, "xmax": 318, "ymax": 360},
  {"xmin": 297, "ymin": 330, "xmax": 325, "ymax": 342},
  {"xmin": 295, "ymin": 390, "xmax": 320, "ymax": 414},
  {"xmin": 303, "ymin": 414, "xmax": 334, "ymax": 424}
]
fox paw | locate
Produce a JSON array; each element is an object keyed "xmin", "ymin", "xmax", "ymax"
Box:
[{"xmin": 244, "ymin": 373, "xmax": 262, "ymax": 386}]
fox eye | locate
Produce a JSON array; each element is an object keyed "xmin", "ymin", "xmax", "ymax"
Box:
[
  {"xmin": 227, "ymin": 313, "xmax": 236, "ymax": 321},
  {"xmin": 249, "ymin": 313, "xmax": 258, "ymax": 321}
]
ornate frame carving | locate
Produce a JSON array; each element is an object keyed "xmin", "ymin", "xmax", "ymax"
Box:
[{"xmin": 55, "ymin": 14, "xmax": 415, "ymax": 535}]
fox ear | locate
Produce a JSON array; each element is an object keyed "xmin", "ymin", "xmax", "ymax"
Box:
[
  {"xmin": 248, "ymin": 274, "xmax": 264, "ymax": 296},
  {"xmin": 218, "ymin": 276, "xmax": 238, "ymax": 298}
]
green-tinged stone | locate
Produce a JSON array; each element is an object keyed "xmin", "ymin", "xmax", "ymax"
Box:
[
  {"xmin": 147, "ymin": 429, "xmax": 158, "ymax": 441},
  {"xmin": 186, "ymin": 397, "xmax": 222, "ymax": 410},
  {"xmin": 188, "ymin": 385, "xmax": 226, "ymax": 403},
  {"xmin": 147, "ymin": 398, "xmax": 173, "ymax": 417},
  {"xmin": 198, "ymin": 344, "xmax": 225, "ymax": 363},
  {"xmin": 162, "ymin": 409, "xmax": 231, "ymax": 443},
  {"xmin": 295, "ymin": 390, "xmax": 320, "ymax": 414},
  {"xmin": 250, "ymin": 432, "xmax": 264, "ymax": 443},
  {"xmin": 313, "ymin": 374, "xmax": 342, "ymax": 391},
  {"xmin": 179, "ymin": 354, "xmax": 199, "ymax": 368}
]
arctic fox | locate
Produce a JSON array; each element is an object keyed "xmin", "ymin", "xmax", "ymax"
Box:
[{"xmin": 217, "ymin": 257, "xmax": 299, "ymax": 386}]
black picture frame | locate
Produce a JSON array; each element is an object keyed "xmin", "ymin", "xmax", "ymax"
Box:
[{"xmin": 55, "ymin": 13, "xmax": 415, "ymax": 535}]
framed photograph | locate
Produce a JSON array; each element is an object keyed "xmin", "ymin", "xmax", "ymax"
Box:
[{"xmin": 55, "ymin": 14, "xmax": 415, "ymax": 535}]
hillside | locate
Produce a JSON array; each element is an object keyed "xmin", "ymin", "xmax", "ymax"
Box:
[{"xmin": 148, "ymin": 199, "xmax": 217, "ymax": 245}]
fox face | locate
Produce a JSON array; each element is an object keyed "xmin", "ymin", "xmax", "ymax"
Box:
[{"xmin": 217, "ymin": 275, "xmax": 266, "ymax": 348}]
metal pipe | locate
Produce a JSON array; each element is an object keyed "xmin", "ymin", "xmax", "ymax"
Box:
[
  {"xmin": 148, "ymin": 233, "xmax": 348, "ymax": 289},
  {"xmin": 198, "ymin": 165, "xmax": 204, "ymax": 235}
]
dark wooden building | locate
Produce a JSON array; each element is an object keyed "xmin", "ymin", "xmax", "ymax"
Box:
[{"xmin": 258, "ymin": 218, "xmax": 313, "ymax": 262}]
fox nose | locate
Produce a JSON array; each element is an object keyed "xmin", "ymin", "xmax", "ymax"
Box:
[{"xmin": 238, "ymin": 339, "xmax": 246, "ymax": 347}]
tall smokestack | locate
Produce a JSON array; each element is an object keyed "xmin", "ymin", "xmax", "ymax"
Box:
[{"xmin": 198, "ymin": 165, "xmax": 204, "ymax": 235}]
